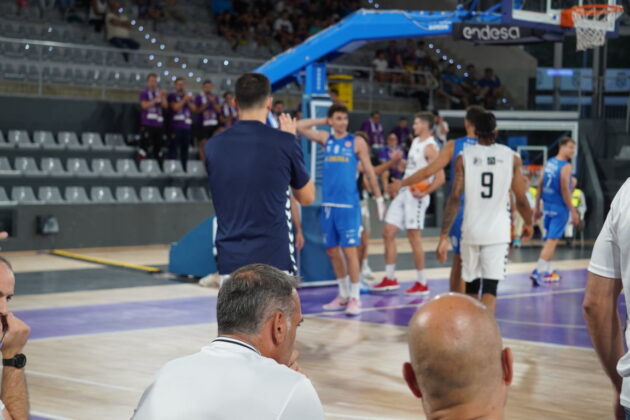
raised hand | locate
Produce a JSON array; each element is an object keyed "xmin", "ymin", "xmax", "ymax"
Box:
[{"xmin": 279, "ymin": 113, "xmax": 297, "ymax": 135}]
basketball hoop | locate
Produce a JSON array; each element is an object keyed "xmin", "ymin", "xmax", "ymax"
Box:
[
  {"xmin": 561, "ymin": 4, "xmax": 624, "ymax": 50},
  {"xmin": 523, "ymin": 164, "xmax": 543, "ymax": 181}
]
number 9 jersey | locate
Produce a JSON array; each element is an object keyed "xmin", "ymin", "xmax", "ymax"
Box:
[{"xmin": 461, "ymin": 144, "xmax": 516, "ymax": 245}]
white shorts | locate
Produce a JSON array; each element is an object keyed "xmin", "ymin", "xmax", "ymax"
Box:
[
  {"xmin": 384, "ymin": 188, "xmax": 430, "ymax": 231},
  {"xmin": 461, "ymin": 242, "xmax": 509, "ymax": 282}
]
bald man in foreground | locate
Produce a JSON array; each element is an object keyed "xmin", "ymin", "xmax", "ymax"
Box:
[{"xmin": 403, "ymin": 294, "xmax": 513, "ymax": 420}]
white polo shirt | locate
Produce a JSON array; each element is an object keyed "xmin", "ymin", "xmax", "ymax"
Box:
[
  {"xmin": 588, "ymin": 178, "xmax": 630, "ymax": 407},
  {"xmin": 132, "ymin": 337, "xmax": 325, "ymax": 420}
]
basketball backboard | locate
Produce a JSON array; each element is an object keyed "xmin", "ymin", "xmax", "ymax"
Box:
[{"xmin": 503, "ymin": 0, "xmax": 621, "ymax": 31}]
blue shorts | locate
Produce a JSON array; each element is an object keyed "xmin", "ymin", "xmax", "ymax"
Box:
[
  {"xmin": 449, "ymin": 207, "xmax": 464, "ymax": 255},
  {"xmin": 543, "ymin": 207, "xmax": 570, "ymax": 240},
  {"xmin": 321, "ymin": 206, "xmax": 361, "ymax": 248}
]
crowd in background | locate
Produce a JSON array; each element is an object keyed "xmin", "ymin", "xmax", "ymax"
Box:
[{"xmin": 371, "ymin": 39, "xmax": 506, "ymax": 110}]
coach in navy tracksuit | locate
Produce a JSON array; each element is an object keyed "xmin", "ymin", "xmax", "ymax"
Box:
[{"xmin": 205, "ymin": 73, "xmax": 315, "ymax": 277}]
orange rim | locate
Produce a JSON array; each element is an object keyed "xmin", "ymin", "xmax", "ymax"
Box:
[
  {"xmin": 524, "ymin": 164, "xmax": 543, "ymax": 175},
  {"xmin": 561, "ymin": 4, "xmax": 624, "ymax": 27}
]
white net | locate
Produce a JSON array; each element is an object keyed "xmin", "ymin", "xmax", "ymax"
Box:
[{"xmin": 572, "ymin": 6, "xmax": 624, "ymax": 50}]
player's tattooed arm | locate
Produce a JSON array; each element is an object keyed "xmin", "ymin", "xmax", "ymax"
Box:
[{"xmin": 441, "ymin": 155, "xmax": 464, "ymax": 236}]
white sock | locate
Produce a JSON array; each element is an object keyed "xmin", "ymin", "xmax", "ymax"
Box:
[
  {"xmin": 537, "ymin": 259, "xmax": 547, "ymax": 273},
  {"xmin": 546, "ymin": 261, "xmax": 553, "ymax": 274},
  {"xmin": 337, "ymin": 278, "xmax": 349, "ymax": 299},
  {"xmin": 386, "ymin": 264, "xmax": 396, "ymax": 279},
  {"xmin": 362, "ymin": 259, "xmax": 370, "ymax": 271},
  {"xmin": 350, "ymin": 281, "xmax": 360, "ymax": 299},
  {"xmin": 417, "ymin": 270, "xmax": 427, "ymax": 286}
]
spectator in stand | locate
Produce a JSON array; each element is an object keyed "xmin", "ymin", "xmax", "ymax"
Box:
[
  {"xmin": 379, "ymin": 133, "xmax": 406, "ymax": 196},
  {"xmin": 431, "ymin": 110, "xmax": 449, "ymax": 146},
  {"xmin": 390, "ymin": 117, "xmax": 412, "ymax": 150},
  {"xmin": 220, "ymin": 91, "xmax": 239, "ymax": 132},
  {"xmin": 414, "ymin": 40, "xmax": 434, "ymax": 68},
  {"xmin": 106, "ymin": 2, "xmax": 139, "ymax": 62},
  {"xmin": 168, "ymin": 78, "xmax": 199, "ymax": 171},
  {"xmin": 385, "ymin": 40, "xmax": 400, "ymax": 67},
  {"xmin": 439, "ymin": 63, "xmax": 468, "ymax": 109},
  {"xmin": 309, "ymin": 18, "xmax": 323, "ymax": 36},
  {"xmin": 402, "ymin": 39, "xmax": 416, "ymax": 63},
  {"xmin": 139, "ymin": 73, "xmax": 168, "ymax": 162},
  {"xmin": 478, "ymin": 67, "xmax": 506, "ymax": 109},
  {"xmin": 274, "ymin": 10, "xmax": 294, "ymax": 50},
  {"xmin": 254, "ymin": 16, "xmax": 273, "ymax": 50},
  {"xmin": 564, "ymin": 176, "xmax": 587, "ymax": 240},
  {"xmin": 462, "ymin": 64, "xmax": 484, "ymax": 105},
  {"xmin": 88, "ymin": 0, "xmax": 108, "ymax": 32},
  {"xmin": 402, "ymin": 58, "xmax": 417, "ymax": 86},
  {"xmin": 329, "ymin": 88, "xmax": 345, "ymax": 106},
  {"xmin": 372, "ymin": 50, "xmax": 389, "ymax": 83},
  {"xmin": 195, "ymin": 80, "xmax": 222, "ymax": 164},
  {"xmin": 267, "ymin": 100, "xmax": 284, "ymax": 129},
  {"xmin": 360, "ymin": 111, "xmax": 385, "ymax": 149}
]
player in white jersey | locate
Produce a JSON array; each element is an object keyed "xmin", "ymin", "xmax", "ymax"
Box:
[
  {"xmin": 437, "ymin": 112, "xmax": 533, "ymax": 313},
  {"xmin": 372, "ymin": 112, "xmax": 445, "ymax": 295}
]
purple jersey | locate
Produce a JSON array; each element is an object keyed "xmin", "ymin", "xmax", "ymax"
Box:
[
  {"xmin": 221, "ymin": 101, "xmax": 238, "ymax": 128},
  {"xmin": 390, "ymin": 126, "xmax": 411, "ymax": 147},
  {"xmin": 360, "ymin": 119, "xmax": 385, "ymax": 147},
  {"xmin": 168, "ymin": 92, "xmax": 193, "ymax": 130},
  {"xmin": 379, "ymin": 146, "xmax": 405, "ymax": 179},
  {"xmin": 139, "ymin": 88, "xmax": 164, "ymax": 127},
  {"xmin": 195, "ymin": 92, "xmax": 220, "ymax": 127}
]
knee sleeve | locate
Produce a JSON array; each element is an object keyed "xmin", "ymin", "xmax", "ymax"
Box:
[
  {"xmin": 482, "ymin": 279, "xmax": 499, "ymax": 296},
  {"xmin": 465, "ymin": 278, "xmax": 481, "ymax": 295}
]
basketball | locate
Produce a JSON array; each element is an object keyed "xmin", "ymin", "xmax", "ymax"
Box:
[{"xmin": 410, "ymin": 180, "xmax": 431, "ymax": 193}]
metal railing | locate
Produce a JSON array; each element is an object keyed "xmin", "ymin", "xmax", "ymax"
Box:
[{"xmin": 0, "ymin": 36, "xmax": 436, "ymax": 110}]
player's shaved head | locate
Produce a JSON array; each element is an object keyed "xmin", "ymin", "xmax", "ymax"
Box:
[{"xmin": 403, "ymin": 293, "xmax": 512, "ymax": 419}]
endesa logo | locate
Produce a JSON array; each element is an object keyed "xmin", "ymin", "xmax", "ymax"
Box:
[{"xmin": 462, "ymin": 25, "xmax": 521, "ymax": 41}]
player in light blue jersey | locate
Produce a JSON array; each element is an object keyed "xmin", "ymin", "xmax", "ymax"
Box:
[
  {"xmin": 297, "ymin": 104, "xmax": 384, "ymax": 316},
  {"xmin": 531, "ymin": 137, "xmax": 580, "ymax": 286},
  {"xmin": 390, "ymin": 106, "xmax": 485, "ymax": 293}
]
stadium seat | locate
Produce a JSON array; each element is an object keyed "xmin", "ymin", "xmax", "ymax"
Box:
[
  {"xmin": 163, "ymin": 160, "xmax": 187, "ymax": 178},
  {"xmin": 139, "ymin": 160, "xmax": 163, "ymax": 177},
  {"xmin": 105, "ymin": 133, "xmax": 133, "ymax": 151},
  {"xmin": 67, "ymin": 158, "xmax": 96, "ymax": 178},
  {"xmin": 11, "ymin": 186, "xmax": 39, "ymax": 204},
  {"xmin": 57, "ymin": 131, "xmax": 84, "ymax": 149},
  {"xmin": 40, "ymin": 157, "xmax": 68, "ymax": 177},
  {"xmin": 186, "ymin": 186, "xmax": 210, "ymax": 202},
  {"xmin": 616, "ymin": 145, "xmax": 630, "ymax": 160},
  {"xmin": 0, "ymin": 131, "xmax": 10, "ymax": 149},
  {"xmin": 14, "ymin": 157, "xmax": 43, "ymax": 177},
  {"xmin": 38, "ymin": 186, "xmax": 65, "ymax": 204},
  {"xmin": 140, "ymin": 186, "xmax": 163, "ymax": 202},
  {"xmin": 82, "ymin": 132, "xmax": 107, "ymax": 150},
  {"xmin": 64, "ymin": 186, "xmax": 90, "ymax": 203},
  {"xmin": 0, "ymin": 187, "xmax": 12, "ymax": 204},
  {"xmin": 33, "ymin": 131, "xmax": 62, "ymax": 149},
  {"xmin": 91, "ymin": 159, "xmax": 120, "ymax": 178},
  {"xmin": 186, "ymin": 160, "xmax": 206, "ymax": 178},
  {"xmin": 164, "ymin": 187, "xmax": 187, "ymax": 202},
  {"xmin": 115, "ymin": 159, "xmax": 142, "ymax": 178},
  {"xmin": 115, "ymin": 186, "xmax": 139, "ymax": 203},
  {"xmin": 0, "ymin": 157, "xmax": 19, "ymax": 177},
  {"xmin": 90, "ymin": 186, "xmax": 116, "ymax": 203},
  {"xmin": 8, "ymin": 130, "xmax": 38, "ymax": 149}
]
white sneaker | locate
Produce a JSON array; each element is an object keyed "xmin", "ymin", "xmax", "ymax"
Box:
[
  {"xmin": 361, "ymin": 264, "xmax": 375, "ymax": 280},
  {"xmin": 199, "ymin": 273, "xmax": 220, "ymax": 288}
]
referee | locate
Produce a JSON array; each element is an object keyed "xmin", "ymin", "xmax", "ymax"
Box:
[{"xmin": 205, "ymin": 73, "xmax": 315, "ymax": 278}]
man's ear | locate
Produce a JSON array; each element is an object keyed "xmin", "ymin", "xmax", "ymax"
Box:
[
  {"xmin": 271, "ymin": 311, "xmax": 287, "ymax": 345},
  {"xmin": 266, "ymin": 97, "xmax": 273, "ymax": 112},
  {"xmin": 502, "ymin": 347, "xmax": 513, "ymax": 386},
  {"xmin": 403, "ymin": 362, "xmax": 423, "ymax": 399}
]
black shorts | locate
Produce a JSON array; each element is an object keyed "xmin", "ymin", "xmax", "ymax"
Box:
[{"xmin": 194, "ymin": 125, "xmax": 219, "ymax": 142}]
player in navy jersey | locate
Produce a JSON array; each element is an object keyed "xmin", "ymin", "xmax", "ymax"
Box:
[
  {"xmin": 297, "ymin": 105, "xmax": 385, "ymax": 316},
  {"xmin": 531, "ymin": 137, "xmax": 579, "ymax": 286},
  {"xmin": 389, "ymin": 105, "xmax": 485, "ymax": 293}
]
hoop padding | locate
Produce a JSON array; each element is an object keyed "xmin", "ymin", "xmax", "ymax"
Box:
[{"xmin": 561, "ymin": 5, "xmax": 624, "ymax": 50}]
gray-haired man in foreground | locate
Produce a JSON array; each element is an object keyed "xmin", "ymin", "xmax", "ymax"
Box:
[{"xmin": 133, "ymin": 264, "xmax": 324, "ymax": 420}]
